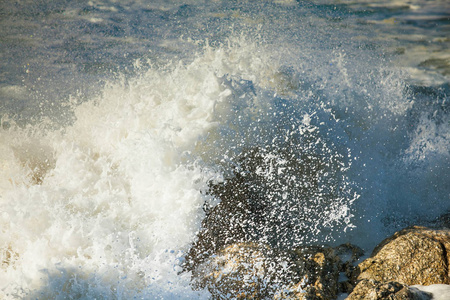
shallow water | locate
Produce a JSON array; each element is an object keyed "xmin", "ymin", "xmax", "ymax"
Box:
[{"xmin": 0, "ymin": 0, "xmax": 449, "ymax": 298}]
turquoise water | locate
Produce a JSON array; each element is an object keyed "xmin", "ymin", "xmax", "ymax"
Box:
[{"xmin": 0, "ymin": 0, "xmax": 448, "ymax": 298}]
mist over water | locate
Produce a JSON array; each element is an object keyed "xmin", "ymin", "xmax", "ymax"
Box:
[{"xmin": 0, "ymin": 0, "xmax": 449, "ymax": 298}]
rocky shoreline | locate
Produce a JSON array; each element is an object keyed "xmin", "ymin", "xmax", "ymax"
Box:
[
  {"xmin": 183, "ymin": 146, "xmax": 450, "ymax": 299},
  {"xmin": 185, "ymin": 224, "xmax": 450, "ymax": 299},
  {"xmin": 182, "ymin": 146, "xmax": 450, "ymax": 299}
]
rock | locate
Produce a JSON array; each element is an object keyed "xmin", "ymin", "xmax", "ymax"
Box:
[
  {"xmin": 334, "ymin": 243, "xmax": 365, "ymax": 293},
  {"xmin": 334, "ymin": 243, "xmax": 365, "ymax": 268},
  {"xmin": 191, "ymin": 242, "xmax": 299, "ymax": 299},
  {"xmin": 347, "ymin": 226, "xmax": 450, "ymax": 299},
  {"xmin": 182, "ymin": 142, "xmax": 362, "ymax": 299},
  {"xmin": 192, "ymin": 242, "xmax": 269, "ymax": 299},
  {"xmin": 185, "ymin": 142, "xmax": 354, "ymax": 274},
  {"xmin": 353, "ymin": 226, "xmax": 450, "ymax": 286},
  {"xmin": 183, "ymin": 148, "xmax": 280, "ymax": 274},
  {"xmin": 346, "ymin": 279, "xmax": 432, "ymax": 300},
  {"xmin": 191, "ymin": 242, "xmax": 344, "ymax": 299},
  {"xmin": 288, "ymin": 246, "xmax": 341, "ymax": 299},
  {"xmin": 274, "ymin": 246, "xmax": 341, "ymax": 300}
]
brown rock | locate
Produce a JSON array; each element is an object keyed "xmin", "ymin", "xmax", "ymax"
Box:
[
  {"xmin": 354, "ymin": 226, "xmax": 450, "ymax": 286},
  {"xmin": 346, "ymin": 279, "xmax": 432, "ymax": 300}
]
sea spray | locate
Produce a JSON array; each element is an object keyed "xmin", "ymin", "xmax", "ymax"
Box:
[
  {"xmin": 0, "ymin": 36, "xmax": 358, "ymax": 297},
  {"xmin": 0, "ymin": 47, "xmax": 237, "ymax": 298},
  {"xmin": 0, "ymin": 1, "xmax": 448, "ymax": 297}
]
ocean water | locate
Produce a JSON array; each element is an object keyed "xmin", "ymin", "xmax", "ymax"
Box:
[{"xmin": 0, "ymin": 0, "xmax": 449, "ymax": 298}]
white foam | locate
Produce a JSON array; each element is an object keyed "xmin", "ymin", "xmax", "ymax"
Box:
[
  {"xmin": 412, "ymin": 284, "xmax": 450, "ymax": 300},
  {"xmin": 2, "ymin": 35, "xmax": 330, "ymax": 297},
  {"xmin": 0, "ymin": 45, "xmax": 241, "ymax": 298}
]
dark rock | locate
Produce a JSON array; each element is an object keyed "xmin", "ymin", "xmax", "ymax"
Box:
[
  {"xmin": 185, "ymin": 143, "xmax": 354, "ymax": 274},
  {"xmin": 277, "ymin": 246, "xmax": 341, "ymax": 299},
  {"xmin": 182, "ymin": 142, "xmax": 357, "ymax": 298},
  {"xmin": 288, "ymin": 247, "xmax": 341, "ymax": 299},
  {"xmin": 334, "ymin": 243, "xmax": 364, "ymax": 268},
  {"xmin": 339, "ymin": 280, "xmax": 354, "ymax": 294}
]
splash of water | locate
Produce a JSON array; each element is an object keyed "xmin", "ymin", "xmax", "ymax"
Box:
[{"xmin": 0, "ymin": 22, "xmax": 448, "ymax": 298}]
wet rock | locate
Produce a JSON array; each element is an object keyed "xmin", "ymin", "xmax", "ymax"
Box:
[
  {"xmin": 334, "ymin": 243, "xmax": 365, "ymax": 267},
  {"xmin": 347, "ymin": 226, "xmax": 450, "ymax": 299},
  {"xmin": 194, "ymin": 242, "xmax": 269, "ymax": 299},
  {"xmin": 192, "ymin": 241, "xmax": 346, "ymax": 299},
  {"xmin": 333, "ymin": 243, "xmax": 364, "ymax": 294},
  {"xmin": 183, "ymin": 144, "xmax": 358, "ymax": 298},
  {"xmin": 353, "ymin": 226, "xmax": 450, "ymax": 286},
  {"xmin": 183, "ymin": 148, "xmax": 278, "ymax": 274},
  {"xmin": 185, "ymin": 144, "xmax": 354, "ymax": 274},
  {"xmin": 275, "ymin": 246, "xmax": 342, "ymax": 300},
  {"xmin": 191, "ymin": 242, "xmax": 300, "ymax": 299},
  {"xmin": 334, "ymin": 243, "xmax": 364, "ymax": 276},
  {"xmin": 346, "ymin": 279, "xmax": 432, "ymax": 300}
]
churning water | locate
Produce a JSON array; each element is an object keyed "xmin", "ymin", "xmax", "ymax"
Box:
[{"xmin": 0, "ymin": 0, "xmax": 449, "ymax": 298}]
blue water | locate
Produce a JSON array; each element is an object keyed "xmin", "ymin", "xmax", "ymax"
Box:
[{"xmin": 0, "ymin": 0, "xmax": 449, "ymax": 298}]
